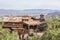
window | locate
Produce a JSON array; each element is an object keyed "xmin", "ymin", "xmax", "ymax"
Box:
[{"xmin": 22, "ymin": 19, "xmax": 28, "ymax": 21}]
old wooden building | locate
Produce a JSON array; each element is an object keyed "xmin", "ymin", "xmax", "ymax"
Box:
[
  {"xmin": 0, "ymin": 14, "xmax": 47, "ymax": 34},
  {"xmin": 0, "ymin": 16, "xmax": 35, "ymax": 33}
]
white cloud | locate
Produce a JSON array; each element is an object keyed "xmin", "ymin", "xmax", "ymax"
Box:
[{"xmin": 0, "ymin": 0, "xmax": 60, "ymax": 10}]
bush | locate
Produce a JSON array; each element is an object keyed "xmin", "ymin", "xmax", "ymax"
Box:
[
  {"xmin": 27, "ymin": 34, "xmax": 41, "ymax": 40},
  {"xmin": 41, "ymin": 29, "xmax": 60, "ymax": 40}
]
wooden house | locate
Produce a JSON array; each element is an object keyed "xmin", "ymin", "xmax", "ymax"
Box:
[
  {"xmin": 0, "ymin": 16, "xmax": 34, "ymax": 33},
  {"xmin": 0, "ymin": 14, "xmax": 47, "ymax": 33}
]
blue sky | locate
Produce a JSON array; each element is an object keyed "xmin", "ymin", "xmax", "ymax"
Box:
[{"xmin": 0, "ymin": 0, "xmax": 60, "ymax": 10}]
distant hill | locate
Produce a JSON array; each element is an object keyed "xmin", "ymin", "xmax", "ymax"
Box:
[
  {"xmin": 0, "ymin": 9, "xmax": 60, "ymax": 17},
  {"xmin": 47, "ymin": 11, "xmax": 60, "ymax": 16}
]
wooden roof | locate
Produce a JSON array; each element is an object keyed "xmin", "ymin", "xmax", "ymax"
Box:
[
  {"xmin": 0, "ymin": 16, "xmax": 32, "ymax": 22},
  {"xmin": 23, "ymin": 21, "xmax": 45, "ymax": 25}
]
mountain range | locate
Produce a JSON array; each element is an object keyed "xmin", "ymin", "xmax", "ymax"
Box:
[{"xmin": 0, "ymin": 9, "xmax": 60, "ymax": 18}]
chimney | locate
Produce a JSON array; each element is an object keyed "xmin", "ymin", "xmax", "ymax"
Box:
[{"xmin": 40, "ymin": 14, "xmax": 45, "ymax": 22}]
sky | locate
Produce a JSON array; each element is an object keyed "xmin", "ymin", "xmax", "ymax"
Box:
[{"xmin": 0, "ymin": 0, "xmax": 60, "ymax": 10}]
